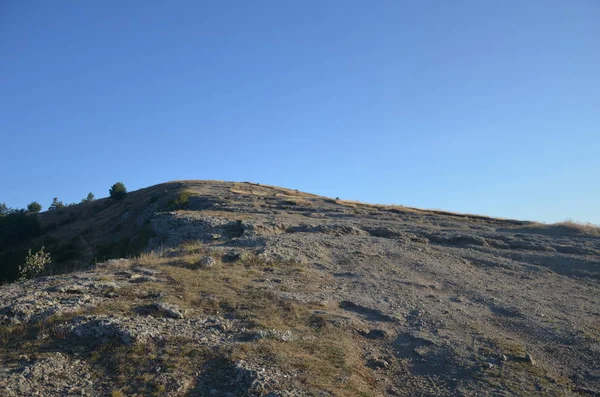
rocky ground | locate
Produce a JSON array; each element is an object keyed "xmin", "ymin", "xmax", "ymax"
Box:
[{"xmin": 0, "ymin": 181, "xmax": 599, "ymax": 396}]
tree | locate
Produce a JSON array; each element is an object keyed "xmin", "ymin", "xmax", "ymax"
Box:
[
  {"xmin": 27, "ymin": 201, "xmax": 42, "ymax": 213},
  {"xmin": 81, "ymin": 192, "xmax": 95, "ymax": 203},
  {"xmin": 0, "ymin": 203, "xmax": 8, "ymax": 216},
  {"xmin": 48, "ymin": 197, "xmax": 65, "ymax": 211},
  {"xmin": 109, "ymin": 182, "xmax": 127, "ymax": 201}
]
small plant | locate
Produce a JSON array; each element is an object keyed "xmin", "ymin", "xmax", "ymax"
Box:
[
  {"xmin": 19, "ymin": 247, "xmax": 52, "ymax": 280},
  {"xmin": 109, "ymin": 182, "xmax": 128, "ymax": 201},
  {"xmin": 27, "ymin": 201, "xmax": 42, "ymax": 213},
  {"xmin": 48, "ymin": 197, "xmax": 65, "ymax": 211},
  {"xmin": 168, "ymin": 191, "xmax": 195, "ymax": 210}
]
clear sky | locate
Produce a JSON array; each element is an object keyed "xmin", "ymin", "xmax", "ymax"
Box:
[{"xmin": 1, "ymin": 1, "xmax": 599, "ymax": 224}]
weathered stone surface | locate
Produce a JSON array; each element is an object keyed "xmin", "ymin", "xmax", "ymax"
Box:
[
  {"xmin": 199, "ymin": 255, "xmax": 217, "ymax": 268},
  {"xmin": 0, "ymin": 353, "xmax": 101, "ymax": 396},
  {"xmin": 149, "ymin": 302, "xmax": 185, "ymax": 319}
]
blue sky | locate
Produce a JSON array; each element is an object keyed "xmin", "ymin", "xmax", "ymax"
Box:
[{"xmin": 1, "ymin": 1, "xmax": 599, "ymax": 223}]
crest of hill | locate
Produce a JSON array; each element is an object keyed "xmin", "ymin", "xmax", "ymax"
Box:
[{"xmin": 0, "ymin": 180, "xmax": 597, "ymax": 283}]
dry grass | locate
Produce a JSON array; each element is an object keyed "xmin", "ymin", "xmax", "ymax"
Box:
[
  {"xmin": 179, "ymin": 240, "xmax": 205, "ymax": 254},
  {"xmin": 552, "ymin": 220, "xmax": 600, "ymax": 236},
  {"xmin": 155, "ymin": 253, "xmax": 325, "ymax": 319},
  {"xmin": 125, "ymin": 249, "xmax": 375, "ymax": 395},
  {"xmin": 88, "ymin": 338, "xmax": 212, "ymax": 396},
  {"xmin": 135, "ymin": 250, "xmax": 167, "ymax": 267},
  {"xmin": 331, "ymin": 198, "xmax": 519, "ymax": 223},
  {"xmin": 231, "ymin": 331, "xmax": 374, "ymax": 395},
  {"xmin": 229, "ymin": 182, "xmax": 318, "ymax": 199},
  {"xmin": 280, "ymin": 198, "xmax": 313, "ymax": 207},
  {"xmin": 520, "ymin": 220, "xmax": 600, "ymax": 237},
  {"xmin": 0, "ymin": 244, "xmax": 389, "ymax": 395}
]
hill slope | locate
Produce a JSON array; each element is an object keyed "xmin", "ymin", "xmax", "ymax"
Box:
[{"xmin": 1, "ymin": 181, "xmax": 599, "ymax": 396}]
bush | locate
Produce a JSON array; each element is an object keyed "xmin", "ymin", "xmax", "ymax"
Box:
[
  {"xmin": 48, "ymin": 197, "xmax": 65, "ymax": 211},
  {"xmin": 81, "ymin": 192, "xmax": 95, "ymax": 203},
  {"xmin": 27, "ymin": 201, "xmax": 42, "ymax": 213},
  {"xmin": 19, "ymin": 247, "xmax": 52, "ymax": 280},
  {"xmin": 167, "ymin": 191, "xmax": 194, "ymax": 210},
  {"xmin": 109, "ymin": 182, "xmax": 128, "ymax": 201}
]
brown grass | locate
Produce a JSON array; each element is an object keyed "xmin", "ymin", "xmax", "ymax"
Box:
[
  {"xmin": 128, "ymin": 249, "xmax": 375, "ymax": 395},
  {"xmin": 229, "ymin": 182, "xmax": 319, "ymax": 199},
  {"xmin": 551, "ymin": 220, "xmax": 600, "ymax": 236},
  {"xmin": 280, "ymin": 198, "xmax": 313, "ymax": 207},
  {"xmin": 0, "ymin": 244, "xmax": 380, "ymax": 395},
  {"xmin": 520, "ymin": 220, "xmax": 600, "ymax": 237},
  {"xmin": 135, "ymin": 250, "xmax": 166, "ymax": 267},
  {"xmin": 330, "ymin": 198, "xmax": 523, "ymax": 224}
]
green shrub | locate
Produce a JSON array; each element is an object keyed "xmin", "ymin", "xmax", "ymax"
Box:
[
  {"xmin": 109, "ymin": 182, "xmax": 128, "ymax": 201},
  {"xmin": 81, "ymin": 192, "xmax": 95, "ymax": 203},
  {"xmin": 48, "ymin": 197, "xmax": 65, "ymax": 211},
  {"xmin": 167, "ymin": 191, "xmax": 195, "ymax": 210},
  {"xmin": 19, "ymin": 247, "xmax": 52, "ymax": 280},
  {"xmin": 27, "ymin": 201, "xmax": 42, "ymax": 213}
]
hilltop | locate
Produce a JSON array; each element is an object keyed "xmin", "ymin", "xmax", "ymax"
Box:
[{"xmin": 0, "ymin": 181, "xmax": 599, "ymax": 396}]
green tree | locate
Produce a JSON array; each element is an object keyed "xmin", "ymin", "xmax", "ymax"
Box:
[
  {"xmin": 48, "ymin": 197, "xmax": 65, "ymax": 211},
  {"xmin": 27, "ymin": 201, "xmax": 42, "ymax": 213},
  {"xmin": 81, "ymin": 192, "xmax": 95, "ymax": 203},
  {"xmin": 0, "ymin": 203, "xmax": 8, "ymax": 216},
  {"xmin": 109, "ymin": 182, "xmax": 127, "ymax": 201}
]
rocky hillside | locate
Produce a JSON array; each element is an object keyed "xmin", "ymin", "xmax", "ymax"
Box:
[{"xmin": 1, "ymin": 181, "xmax": 599, "ymax": 396}]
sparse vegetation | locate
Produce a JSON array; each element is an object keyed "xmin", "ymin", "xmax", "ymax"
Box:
[{"xmin": 109, "ymin": 182, "xmax": 128, "ymax": 201}]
